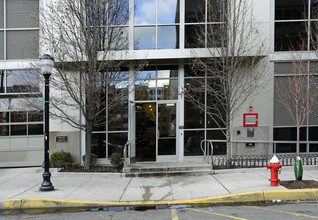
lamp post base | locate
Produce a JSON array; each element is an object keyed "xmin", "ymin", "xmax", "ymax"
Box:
[{"xmin": 39, "ymin": 171, "xmax": 54, "ymax": 191}]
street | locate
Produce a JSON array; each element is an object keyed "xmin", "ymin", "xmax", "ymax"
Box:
[{"xmin": 2, "ymin": 201, "xmax": 318, "ymax": 220}]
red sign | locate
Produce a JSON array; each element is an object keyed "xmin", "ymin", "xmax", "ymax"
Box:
[{"xmin": 243, "ymin": 113, "xmax": 258, "ymax": 127}]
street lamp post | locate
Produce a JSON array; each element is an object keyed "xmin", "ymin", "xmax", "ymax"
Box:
[{"xmin": 39, "ymin": 54, "xmax": 54, "ymax": 191}]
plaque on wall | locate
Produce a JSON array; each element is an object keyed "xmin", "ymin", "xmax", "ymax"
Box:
[{"xmin": 56, "ymin": 136, "xmax": 68, "ymax": 143}]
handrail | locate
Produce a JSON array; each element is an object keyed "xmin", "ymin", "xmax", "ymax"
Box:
[
  {"xmin": 123, "ymin": 139, "xmax": 132, "ymax": 168},
  {"xmin": 200, "ymin": 140, "xmax": 214, "ymax": 165}
]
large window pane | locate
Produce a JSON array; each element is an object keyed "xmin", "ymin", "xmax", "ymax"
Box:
[
  {"xmin": 0, "ymin": 112, "xmax": 9, "ymax": 123},
  {"xmin": 0, "ymin": 125, "xmax": 9, "ymax": 136},
  {"xmin": 7, "ymin": 69, "xmax": 40, "ymax": 93},
  {"xmin": 207, "ymin": 24, "xmax": 222, "ymax": 48},
  {"xmin": 28, "ymin": 124, "xmax": 43, "ymax": 135},
  {"xmin": 134, "ymin": 0, "xmax": 156, "ymax": 25},
  {"xmin": 275, "ymin": 22, "xmax": 307, "ymax": 51},
  {"xmin": 7, "ymin": 0, "xmax": 39, "ymax": 28},
  {"xmin": 184, "ymin": 130, "xmax": 204, "ymax": 156},
  {"xmin": 157, "ymin": 79, "xmax": 178, "ymax": 100},
  {"xmin": 7, "ymin": 30, "xmax": 39, "ymax": 59},
  {"xmin": 135, "ymin": 79, "xmax": 156, "ymax": 101},
  {"xmin": 273, "ymin": 127, "xmax": 306, "ymax": 141},
  {"xmin": 157, "ymin": 66, "xmax": 178, "ymax": 78},
  {"xmin": 134, "ymin": 27, "xmax": 156, "ymax": 50},
  {"xmin": 311, "ymin": 1, "xmax": 318, "ymax": 19},
  {"xmin": 185, "ymin": 25, "xmax": 204, "ymax": 48},
  {"xmin": 158, "ymin": 0, "xmax": 179, "ymax": 24},
  {"xmin": 135, "ymin": 69, "xmax": 156, "ymax": 79},
  {"xmin": 208, "ymin": 0, "xmax": 225, "ymax": 22},
  {"xmin": 0, "ymin": 31, "xmax": 3, "ymax": 60},
  {"xmin": 28, "ymin": 111, "xmax": 43, "ymax": 122},
  {"xmin": 185, "ymin": 0, "xmax": 205, "ymax": 23},
  {"xmin": 91, "ymin": 133, "xmax": 106, "ymax": 158},
  {"xmin": 309, "ymin": 127, "xmax": 318, "ymax": 141},
  {"xmin": 11, "ymin": 112, "xmax": 27, "ymax": 122},
  {"xmin": 108, "ymin": 133, "xmax": 127, "ymax": 157},
  {"xmin": 184, "ymin": 78, "xmax": 205, "ymax": 128},
  {"xmin": 0, "ymin": 1, "xmax": 3, "ymax": 28},
  {"xmin": 158, "ymin": 26, "xmax": 179, "ymax": 49},
  {"xmin": 276, "ymin": 143, "xmax": 306, "ymax": 153},
  {"xmin": 109, "ymin": 27, "xmax": 129, "ymax": 50},
  {"xmin": 11, "ymin": 125, "xmax": 27, "ymax": 135},
  {"xmin": 275, "ymin": 0, "xmax": 308, "ymax": 20}
]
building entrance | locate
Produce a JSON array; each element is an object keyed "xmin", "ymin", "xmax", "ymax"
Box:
[{"xmin": 135, "ymin": 102, "xmax": 177, "ymax": 162}]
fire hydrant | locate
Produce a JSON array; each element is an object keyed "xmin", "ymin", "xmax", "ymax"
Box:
[{"xmin": 267, "ymin": 155, "xmax": 282, "ymax": 186}]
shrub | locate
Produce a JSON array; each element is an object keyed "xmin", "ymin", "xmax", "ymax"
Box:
[
  {"xmin": 50, "ymin": 151, "xmax": 72, "ymax": 167},
  {"xmin": 72, "ymin": 162, "xmax": 79, "ymax": 169},
  {"xmin": 82, "ymin": 153, "xmax": 98, "ymax": 166},
  {"xmin": 110, "ymin": 153, "xmax": 122, "ymax": 167}
]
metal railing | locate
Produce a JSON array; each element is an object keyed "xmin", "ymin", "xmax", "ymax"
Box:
[
  {"xmin": 200, "ymin": 140, "xmax": 214, "ymax": 165},
  {"xmin": 123, "ymin": 139, "xmax": 132, "ymax": 168}
]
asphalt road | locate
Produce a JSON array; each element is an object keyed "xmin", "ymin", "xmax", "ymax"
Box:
[{"xmin": 2, "ymin": 201, "xmax": 318, "ymax": 219}]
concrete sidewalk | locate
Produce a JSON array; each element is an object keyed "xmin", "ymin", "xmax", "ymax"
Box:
[{"xmin": 0, "ymin": 165, "xmax": 318, "ymax": 210}]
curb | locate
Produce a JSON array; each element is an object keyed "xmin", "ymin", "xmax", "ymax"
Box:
[{"xmin": 1, "ymin": 189, "xmax": 318, "ymax": 211}]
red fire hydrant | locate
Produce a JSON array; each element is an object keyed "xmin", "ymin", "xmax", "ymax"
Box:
[{"xmin": 267, "ymin": 155, "xmax": 282, "ymax": 186}]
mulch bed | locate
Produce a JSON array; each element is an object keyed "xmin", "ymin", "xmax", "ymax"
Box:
[{"xmin": 279, "ymin": 180, "xmax": 318, "ymax": 189}]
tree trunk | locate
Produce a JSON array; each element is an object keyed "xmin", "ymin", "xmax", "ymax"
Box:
[
  {"xmin": 84, "ymin": 126, "xmax": 92, "ymax": 170},
  {"xmin": 296, "ymin": 125, "xmax": 300, "ymax": 157}
]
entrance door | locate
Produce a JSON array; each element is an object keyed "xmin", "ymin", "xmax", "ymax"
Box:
[
  {"xmin": 135, "ymin": 102, "xmax": 177, "ymax": 162},
  {"xmin": 157, "ymin": 102, "xmax": 177, "ymax": 161}
]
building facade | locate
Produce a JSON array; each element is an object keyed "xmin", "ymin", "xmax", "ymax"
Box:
[{"xmin": 1, "ymin": 0, "xmax": 317, "ymax": 167}]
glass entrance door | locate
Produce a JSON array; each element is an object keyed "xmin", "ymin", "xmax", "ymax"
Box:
[{"xmin": 157, "ymin": 102, "xmax": 177, "ymax": 161}]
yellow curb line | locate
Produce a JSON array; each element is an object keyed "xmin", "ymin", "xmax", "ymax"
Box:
[{"xmin": 3, "ymin": 189, "xmax": 318, "ymax": 210}]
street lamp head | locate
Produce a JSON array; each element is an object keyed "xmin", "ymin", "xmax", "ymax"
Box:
[{"xmin": 40, "ymin": 54, "xmax": 54, "ymax": 76}]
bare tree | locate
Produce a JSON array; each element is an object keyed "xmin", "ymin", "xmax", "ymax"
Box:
[
  {"xmin": 184, "ymin": 0, "xmax": 269, "ymax": 162},
  {"xmin": 40, "ymin": 0, "xmax": 129, "ymax": 169},
  {"xmin": 275, "ymin": 47, "xmax": 318, "ymax": 157}
]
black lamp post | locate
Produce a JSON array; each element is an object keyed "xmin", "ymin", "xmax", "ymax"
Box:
[{"xmin": 39, "ymin": 54, "xmax": 54, "ymax": 191}]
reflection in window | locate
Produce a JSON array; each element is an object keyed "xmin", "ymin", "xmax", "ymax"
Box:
[
  {"xmin": 134, "ymin": 0, "xmax": 156, "ymax": 25},
  {"xmin": 185, "ymin": 0, "xmax": 205, "ymax": 23},
  {"xmin": 91, "ymin": 133, "xmax": 106, "ymax": 158},
  {"xmin": 135, "ymin": 79, "xmax": 156, "ymax": 101},
  {"xmin": 11, "ymin": 125, "xmax": 27, "ymax": 136},
  {"xmin": 184, "ymin": 130, "xmax": 204, "ymax": 156},
  {"xmin": 108, "ymin": 27, "xmax": 129, "ymax": 50},
  {"xmin": 275, "ymin": 0, "xmax": 307, "ymax": 20},
  {"xmin": 6, "ymin": 70, "xmax": 40, "ymax": 93},
  {"xmin": 135, "ymin": 70, "xmax": 156, "ymax": 79},
  {"xmin": 134, "ymin": 27, "xmax": 156, "ymax": 50},
  {"xmin": 275, "ymin": 22, "xmax": 307, "ymax": 51},
  {"xmin": 11, "ymin": 112, "xmax": 27, "ymax": 123},
  {"xmin": 0, "ymin": 125, "xmax": 8, "ymax": 136},
  {"xmin": 157, "ymin": 79, "xmax": 178, "ymax": 100},
  {"xmin": 185, "ymin": 25, "xmax": 205, "ymax": 48},
  {"xmin": 157, "ymin": 26, "xmax": 179, "ymax": 49},
  {"xmin": 158, "ymin": 0, "xmax": 179, "ymax": 24},
  {"xmin": 28, "ymin": 124, "xmax": 43, "ymax": 135},
  {"xmin": 7, "ymin": 30, "xmax": 39, "ymax": 59},
  {"xmin": 108, "ymin": 133, "xmax": 127, "ymax": 157}
]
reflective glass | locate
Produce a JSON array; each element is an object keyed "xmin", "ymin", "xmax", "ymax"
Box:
[
  {"xmin": 157, "ymin": 26, "xmax": 179, "ymax": 49},
  {"xmin": 0, "ymin": 125, "xmax": 9, "ymax": 136},
  {"xmin": 7, "ymin": 69, "xmax": 40, "ymax": 93},
  {"xmin": 134, "ymin": 27, "xmax": 156, "ymax": 50},
  {"xmin": 134, "ymin": 0, "xmax": 156, "ymax": 25},
  {"xmin": 184, "ymin": 78, "xmax": 205, "ymax": 128},
  {"xmin": 135, "ymin": 79, "xmax": 156, "ymax": 100},
  {"xmin": 0, "ymin": 70, "xmax": 4, "ymax": 92},
  {"xmin": 0, "ymin": 31, "xmax": 3, "ymax": 60},
  {"xmin": 310, "ymin": 144, "xmax": 318, "ymax": 152},
  {"xmin": 7, "ymin": 30, "xmax": 39, "ymax": 59},
  {"xmin": 108, "ymin": 133, "xmax": 127, "ymax": 157},
  {"xmin": 11, "ymin": 112, "xmax": 27, "ymax": 122},
  {"xmin": 28, "ymin": 111, "xmax": 43, "ymax": 122},
  {"xmin": 208, "ymin": 0, "xmax": 225, "ymax": 22},
  {"xmin": 0, "ymin": 112, "xmax": 9, "ymax": 123},
  {"xmin": 276, "ymin": 143, "xmax": 306, "ymax": 153},
  {"xmin": 275, "ymin": 22, "xmax": 307, "ymax": 51},
  {"xmin": 311, "ymin": 1, "xmax": 318, "ymax": 19},
  {"xmin": 158, "ymin": 0, "xmax": 179, "ymax": 24},
  {"xmin": 157, "ymin": 79, "xmax": 178, "ymax": 100},
  {"xmin": 185, "ymin": 0, "xmax": 205, "ymax": 23},
  {"xmin": 157, "ymin": 68, "xmax": 178, "ymax": 78},
  {"xmin": 109, "ymin": 27, "xmax": 129, "ymax": 50},
  {"xmin": 28, "ymin": 124, "xmax": 43, "ymax": 135},
  {"xmin": 11, "ymin": 125, "xmax": 27, "ymax": 135},
  {"xmin": 309, "ymin": 127, "xmax": 318, "ymax": 141},
  {"xmin": 275, "ymin": 0, "xmax": 307, "ymax": 20},
  {"xmin": 0, "ymin": 0, "xmax": 3, "ymax": 28},
  {"xmin": 109, "ymin": 0, "xmax": 129, "ymax": 25},
  {"xmin": 91, "ymin": 133, "xmax": 106, "ymax": 158},
  {"xmin": 207, "ymin": 78, "xmax": 225, "ymax": 128},
  {"xmin": 207, "ymin": 24, "xmax": 222, "ymax": 48},
  {"xmin": 135, "ymin": 70, "xmax": 156, "ymax": 79},
  {"xmin": 273, "ymin": 127, "xmax": 306, "ymax": 141},
  {"xmin": 184, "ymin": 130, "xmax": 204, "ymax": 156},
  {"xmin": 274, "ymin": 62, "xmax": 308, "ymax": 75},
  {"xmin": 310, "ymin": 21, "xmax": 318, "ymax": 50},
  {"xmin": 185, "ymin": 25, "xmax": 205, "ymax": 48},
  {"xmin": 7, "ymin": 0, "xmax": 39, "ymax": 28},
  {"xmin": 108, "ymin": 82, "xmax": 128, "ymax": 131}
]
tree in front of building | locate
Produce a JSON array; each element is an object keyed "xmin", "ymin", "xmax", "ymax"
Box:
[
  {"xmin": 185, "ymin": 0, "xmax": 269, "ymax": 163},
  {"xmin": 40, "ymin": 0, "xmax": 129, "ymax": 169}
]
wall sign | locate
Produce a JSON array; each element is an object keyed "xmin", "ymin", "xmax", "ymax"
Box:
[
  {"xmin": 243, "ymin": 113, "xmax": 258, "ymax": 127},
  {"xmin": 56, "ymin": 136, "xmax": 68, "ymax": 143}
]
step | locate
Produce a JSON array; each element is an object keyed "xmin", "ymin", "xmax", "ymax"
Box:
[{"xmin": 124, "ymin": 169, "xmax": 215, "ymax": 177}]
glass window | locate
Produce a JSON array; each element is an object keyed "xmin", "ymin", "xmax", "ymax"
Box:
[
  {"xmin": 7, "ymin": 0, "xmax": 39, "ymax": 28},
  {"xmin": 0, "ymin": 0, "xmax": 3, "ymax": 28},
  {"xmin": 185, "ymin": 0, "xmax": 205, "ymax": 23},
  {"xmin": 11, "ymin": 124, "xmax": 27, "ymax": 135},
  {"xmin": 134, "ymin": 0, "xmax": 156, "ymax": 25},
  {"xmin": 7, "ymin": 30, "xmax": 39, "ymax": 59},
  {"xmin": 108, "ymin": 133, "xmax": 127, "ymax": 157},
  {"xmin": 207, "ymin": 24, "xmax": 222, "ymax": 48},
  {"xmin": 185, "ymin": 25, "xmax": 205, "ymax": 48},
  {"xmin": 157, "ymin": 26, "xmax": 179, "ymax": 49},
  {"xmin": 208, "ymin": 0, "xmax": 225, "ymax": 22},
  {"xmin": 309, "ymin": 127, "xmax": 318, "ymax": 141},
  {"xmin": 28, "ymin": 124, "xmax": 43, "ymax": 135},
  {"xmin": 311, "ymin": 1, "xmax": 318, "ymax": 19},
  {"xmin": 184, "ymin": 130, "xmax": 204, "ymax": 156},
  {"xmin": 273, "ymin": 127, "xmax": 306, "ymax": 141},
  {"xmin": 134, "ymin": 27, "xmax": 156, "ymax": 50},
  {"xmin": 158, "ymin": 0, "xmax": 179, "ymax": 24},
  {"xmin": 157, "ymin": 79, "xmax": 178, "ymax": 100},
  {"xmin": 157, "ymin": 66, "xmax": 178, "ymax": 78},
  {"xmin": 0, "ymin": 31, "xmax": 3, "ymax": 60},
  {"xmin": 310, "ymin": 144, "xmax": 318, "ymax": 152},
  {"xmin": 135, "ymin": 69, "xmax": 156, "ymax": 79},
  {"xmin": 28, "ymin": 111, "xmax": 43, "ymax": 122},
  {"xmin": 11, "ymin": 112, "xmax": 27, "ymax": 122},
  {"xmin": 109, "ymin": 27, "xmax": 129, "ymax": 50},
  {"xmin": 135, "ymin": 79, "xmax": 156, "ymax": 101},
  {"xmin": 0, "ymin": 125, "xmax": 9, "ymax": 136},
  {"xmin": 275, "ymin": 22, "xmax": 307, "ymax": 51},
  {"xmin": 0, "ymin": 112, "xmax": 9, "ymax": 123},
  {"xmin": 275, "ymin": 0, "xmax": 308, "ymax": 20},
  {"xmin": 7, "ymin": 69, "xmax": 40, "ymax": 93},
  {"xmin": 91, "ymin": 133, "xmax": 106, "ymax": 158}
]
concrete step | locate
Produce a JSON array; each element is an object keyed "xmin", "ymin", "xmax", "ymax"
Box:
[{"xmin": 123, "ymin": 162, "xmax": 213, "ymax": 177}]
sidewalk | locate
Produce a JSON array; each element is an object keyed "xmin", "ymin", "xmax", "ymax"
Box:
[{"xmin": 0, "ymin": 165, "xmax": 318, "ymax": 210}]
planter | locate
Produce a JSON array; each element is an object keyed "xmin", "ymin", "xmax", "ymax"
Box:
[{"xmin": 294, "ymin": 157, "xmax": 303, "ymax": 181}]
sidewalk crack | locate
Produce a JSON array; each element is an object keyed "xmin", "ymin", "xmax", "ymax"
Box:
[
  {"xmin": 119, "ymin": 177, "xmax": 132, "ymax": 202},
  {"xmin": 211, "ymin": 175, "xmax": 231, "ymax": 194}
]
